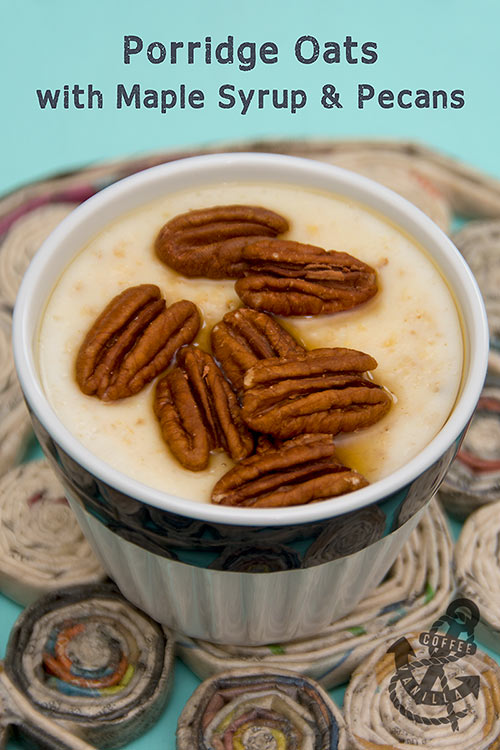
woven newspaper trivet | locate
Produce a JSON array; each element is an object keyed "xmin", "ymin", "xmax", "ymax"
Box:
[
  {"xmin": 440, "ymin": 355, "xmax": 500, "ymax": 519},
  {"xmin": 439, "ymin": 385, "xmax": 500, "ymax": 519},
  {"xmin": 4, "ymin": 582, "xmax": 174, "ymax": 749},
  {"xmin": 247, "ymin": 139, "xmax": 500, "ymax": 219},
  {"xmin": 454, "ymin": 501, "xmax": 500, "ymax": 650},
  {"xmin": 0, "ymin": 460, "xmax": 106, "ymax": 605},
  {"xmin": 452, "ymin": 219, "xmax": 500, "ymax": 349},
  {"xmin": 0, "ymin": 306, "xmax": 32, "ymax": 476},
  {"xmin": 176, "ymin": 666, "xmax": 347, "ymax": 749},
  {"xmin": 312, "ymin": 149, "xmax": 452, "ymax": 231},
  {"xmin": 344, "ymin": 629, "xmax": 500, "ymax": 749},
  {"xmin": 0, "ymin": 202, "xmax": 76, "ymax": 309},
  {"xmin": 6, "ymin": 139, "xmax": 500, "ymax": 267},
  {"xmin": 0, "ymin": 668, "xmax": 96, "ymax": 749},
  {"xmin": 176, "ymin": 499, "xmax": 454, "ymax": 688}
]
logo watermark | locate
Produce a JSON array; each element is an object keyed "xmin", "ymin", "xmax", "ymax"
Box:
[{"xmin": 386, "ymin": 598, "xmax": 480, "ymax": 732}]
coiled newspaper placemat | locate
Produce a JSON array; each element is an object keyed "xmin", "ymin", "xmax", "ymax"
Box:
[
  {"xmin": 177, "ymin": 498, "xmax": 454, "ymax": 688},
  {"xmin": 0, "ymin": 203, "xmax": 76, "ymax": 309},
  {"xmin": 315, "ymin": 149, "xmax": 452, "ymax": 231},
  {"xmin": 0, "ymin": 460, "xmax": 106, "ymax": 605},
  {"xmin": 5, "ymin": 583, "xmax": 174, "ymax": 748},
  {"xmin": 452, "ymin": 219, "xmax": 500, "ymax": 348},
  {"xmin": 439, "ymin": 346, "xmax": 500, "ymax": 519},
  {"xmin": 258, "ymin": 139, "xmax": 500, "ymax": 219},
  {"xmin": 343, "ymin": 631, "xmax": 500, "ymax": 749},
  {"xmin": 0, "ymin": 306, "xmax": 32, "ymax": 476},
  {"xmin": 454, "ymin": 501, "xmax": 500, "ymax": 650},
  {"xmin": 439, "ymin": 383, "xmax": 500, "ymax": 518},
  {"xmin": 6, "ymin": 138, "xmax": 500, "ymax": 263},
  {"xmin": 176, "ymin": 667, "xmax": 347, "ymax": 749},
  {"xmin": 0, "ymin": 665, "xmax": 97, "ymax": 749}
]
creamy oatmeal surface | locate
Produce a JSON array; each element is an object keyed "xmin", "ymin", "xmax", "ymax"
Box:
[{"xmin": 38, "ymin": 182, "xmax": 463, "ymax": 502}]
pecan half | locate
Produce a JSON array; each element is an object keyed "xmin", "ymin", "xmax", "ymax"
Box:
[
  {"xmin": 210, "ymin": 307, "xmax": 304, "ymax": 392},
  {"xmin": 154, "ymin": 346, "xmax": 254, "ymax": 471},
  {"xmin": 241, "ymin": 347, "xmax": 392, "ymax": 439},
  {"xmin": 155, "ymin": 205, "xmax": 289, "ymax": 279},
  {"xmin": 211, "ymin": 434, "xmax": 369, "ymax": 507},
  {"xmin": 234, "ymin": 239, "xmax": 377, "ymax": 315},
  {"xmin": 75, "ymin": 284, "xmax": 200, "ymax": 400}
]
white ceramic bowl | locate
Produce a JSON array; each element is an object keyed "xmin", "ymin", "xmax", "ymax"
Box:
[{"xmin": 13, "ymin": 153, "xmax": 488, "ymax": 644}]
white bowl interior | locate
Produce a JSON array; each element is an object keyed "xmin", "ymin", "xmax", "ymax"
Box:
[{"xmin": 13, "ymin": 153, "xmax": 489, "ymax": 526}]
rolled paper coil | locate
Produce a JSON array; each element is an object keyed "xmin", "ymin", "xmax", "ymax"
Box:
[
  {"xmin": 320, "ymin": 150, "xmax": 452, "ymax": 232},
  {"xmin": 176, "ymin": 666, "xmax": 347, "ymax": 749},
  {"xmin": 0, "ymin": 306, "xmax": 33, "ymax": 475},
  {"xmin": 452, "ymin": 219, "xmax": 500, "ymax": 348},
  {"xmin": 0, "ymin": 202, "xmax": 76, "ymax": 308},
  {"xmin": 0, "ymin": 665, "xmax": 97, "ymax": 750},
  {"xmin": 5, "ymin": 583, "xmax": 174, "ymax": 749},
  {"xmin": 4, "ymin": 139, "xmax": 500, "ymax": 246},
  {"xmin": 439, "ymin": 382, "xmax": 500, "ymax": 519},
  {"xmin": 177, "ymin": 499, "xmax": 454, "ymax": 688},
  {"xmin": 344, "ymin": 632, "xmax": 500, "ymax": 749},
  {"xmin": 0, "ymin": 399, "xmax": 33, "ymax": 477},
  {"xmin": 0, "ymin": 460, "xmax": 106, "ymax": 604},
  {"xmin": 236, "ymin": 139, "xmax": 500, "ymax": 219},
  {"xmin": 454, "ymin": 500, "xmax": 500, "ymax": 649},
  {"xmin": 257, "ymin": 140, "xmax": 496, "ymax": 217},
  {"xmin": 489, "ymin": 347, "xmax": 500, "ymax": 375},
  {"xmin": 0, "ymin": 306, "xmax": 18, "ymax": 396}
]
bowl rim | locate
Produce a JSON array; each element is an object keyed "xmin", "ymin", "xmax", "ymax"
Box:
[{"xmin": 13, "ymin": 152, "xmax": 489, "ymax": 527}]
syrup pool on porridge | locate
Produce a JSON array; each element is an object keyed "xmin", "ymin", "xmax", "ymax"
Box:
[{"xmin": 38, "ymin": 182, "xmax": 463, "ymax": 502}]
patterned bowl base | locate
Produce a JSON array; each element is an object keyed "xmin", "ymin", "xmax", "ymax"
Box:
[{"xmin": 176, "ymin": 498, "xmax": 454, "ymax": 688}]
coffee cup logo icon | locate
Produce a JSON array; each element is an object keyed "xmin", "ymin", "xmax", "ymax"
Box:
[{"xmin": 386, "ymin": 598, "xmax": 480, "ymax": 732}]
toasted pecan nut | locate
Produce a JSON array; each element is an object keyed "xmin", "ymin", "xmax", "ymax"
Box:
[
  {"xmin": 75, "ymin": 285, "xmax": 200, "ymax": 401},
  {"xmin": 211, "ymin": 434, "xmax": 369, "ymax": 507},
  {"xmin": 241, "ymin": 348, "xmax": 392, "ymax": 439},
  {"xmin": 154, "ymin": 346, "xmax": 254, "ymax": 471},
  {"xmin": 234, "ymin": 239, "xmax": 378, "ymax": 315},
  {"xmin": 154, "ymin": 366, "xmax": 211, "ymax": 471},
  {"xmin": 210, "ymin": 307, "xmax": 304, "ymax": 391},
  {"xmin": 255, "ymin": 434, "xmax": 284, "ymax": 454},
  {"xmin": 155, "ymin": 205, "xmax": 289, "ymax": 279}
]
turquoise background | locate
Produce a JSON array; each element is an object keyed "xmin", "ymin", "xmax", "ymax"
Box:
[
  {"xmin": 2, "ymin": 0, "xmax": 500, "ymax": 747},
  {"xmin": 2, "ymin": 0, "xmax": 500, "ymax": 194}
]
